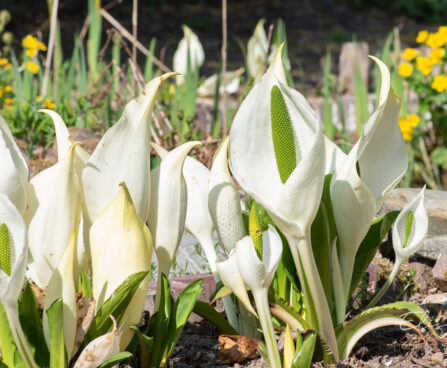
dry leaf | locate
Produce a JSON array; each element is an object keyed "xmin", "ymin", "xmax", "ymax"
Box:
[
  {"xmin": 74, "ymin": 295, "xmax": 95, "ymax": 353},
  {"xmin": 217, "ymin": 334, "xmax": 259, "ymax": 364}
]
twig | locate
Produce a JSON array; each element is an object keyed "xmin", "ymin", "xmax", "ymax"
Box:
[
  {"xmin": 150, "ymin": 125, "xmax": 162, "ymax": 146},
  {"xmin": 132, "ymin": 0, "xmax": 138, "ymax": 67},
  {"xmin": 221, "ymin": 0, "xmax": 228, "ymax": 136},
  {"xmin": 265, "ymin": 23, "xmax": 274, "ymax": 71},
  {"xmin": 155, "ymin": 100, "xmax": 174, "ymax": 132},
  {"xmin": 41, "ymin": 0, "xmax": 59, "ymax": 97},
  {"xmin": 99, "ymin": 8, "xmax": 171, "ymax": 73}
]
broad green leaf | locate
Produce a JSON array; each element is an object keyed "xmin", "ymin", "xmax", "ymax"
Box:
[
  {"xmin": 349, "ymin": 211, "xmax": 399, "ymax": 297},
  {"xmin": 193, "ymin": 301, "xmax": 238, "ymax": 335},
  {"xmin": 18, "ymin": 283, "xmax": 50, "ymax": 366},
  {"xmin": 292, "ymin": 331, "xmax": 316, "ymax": 368},
  {"xmin": 87, "ymin": 271, "xmax": 148, "ymax": 341},
  {"xmin": 46, "ymin": 299, "xmax": 67, "ymax": 368},
  {"xmin": 166, "ymin": 279, "xmax": 203, "ymax": 356},
  {"xmin": 209, "ymin": 281, "xmax": 232, "ymax": 304},
  {"xmin": 130, "ymin": 325, "xmax": 154, "ymax": 367},
  {"xmin": 149, "ymin": 274, "xmax": 171, "ymax": 367},
  {"xmin": 98, "ymin": 351, "xmax": 132, "ymax": 368},
  {"xmin": 336, "ymin": 301, "xmax": 437, "ymax": 359},
  {"xmin": 0, "ymin": 302, "xmax": 20, "ymax": 367},
  {"xmin": 268, "ymin": 288, "xmax": 310, "ymax": 331}
]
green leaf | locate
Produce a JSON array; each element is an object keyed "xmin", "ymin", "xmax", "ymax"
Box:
[
  {"xmin": 98, "ymin": 351, "xmax": 132, "ymax": 368},
  {"xmin": 130, "ymin": 325, "xmax": 154, "ymax": 367},
  {"xmin": 336, "ymin": 301, "xmax": 438, "ymax": 360},
  {"xmin": 46, "ymin": 299, "xmax": 67, "ymax": 368},
  {"xmin": 268, "ymin": 288, "xmax": 310, "ymax": 331},
  {"xmin": 210, "ymin": 281, "xmax": 233, "ymax": 304},
  {"xmin": 78, "ymin": 270, "xmax": 93, "ymax": 298},
  {"xmin": 0, "ymin": 302, "xmax": 20, "ymax": 367},
  {"xmin": 292, "ymin": 331, "xmax": 317, "ymax": 368},
  {"xmin": 18, "ymin": 283, "xmax": 50, "ymax": 366},
  {"xmin": 166, "ymin": 280, "xmax": 203, "ymax": 356},
  {"xmin": 87, "ymin": 271, "xmax": 149, "ymax": 341},
  {"xmin": 149, "ymin": 274, "xmax": 171, "ymax": 367},
  {"xmin": 193, "ymin": 301, "xmax": 238, "ymax": 335},
  {"xmin": 349, "ymin": 211, "xmax": 400, "ymax": 297}
]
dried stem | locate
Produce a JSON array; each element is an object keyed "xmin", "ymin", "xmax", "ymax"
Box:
[
  {"xmin": 41, "ymin": 0, "xmax": 59, "ymax": 97},
  {"xmin": 132, "ymin": 0, "xmax": 138, "ymax": 67},
  {"xmin": 100, "ymin": 8, "xmax": 171, "ymax": 73},
  {"xmin": 221, "ymin": 0, "xmax": 228, "ymax": 135}
]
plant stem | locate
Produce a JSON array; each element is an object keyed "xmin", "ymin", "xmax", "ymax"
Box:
[
  {"xmin": 253, "ymin": 289, "xmax": 281, "ymax": 368},
  {"xmin": 41, "ymin": 0, "xmax": 59, "ymax": 97},
  {"xmin": 366, "ymin": 258, "xmax": 402, "ymax": 309}
]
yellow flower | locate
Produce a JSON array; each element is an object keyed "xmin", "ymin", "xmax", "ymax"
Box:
[
  {"xmin": 4, "ymin": 86, "xmax": 12, "ymax": 92},
  {"xmin": 0, "ymin": 58, "xmax": 8, "ymax": 66},
  {"xmin": 168, "ymin": 83, "xmax": 175, "ymax": 95},
  {"xmin": 36, "ymin": 96, "xmax": 43, "ymax": 102},
  {"xmin": 399, "ymin": 62, "xmax": 414, "ymax": 77},
  {"xmin": 0, "ymin": 90, "xmax": 3, "ymax": 98},
  {"xmin": 6, "ymin": 105, "xmax": 13, "ymax": 111},
  {"xmin": 4, "ymin": 98, "xmax": 13, "ymax": 105},
  {"xmin": 25, "ymin": 48, "xmax": 38, "ymax": 58},
  {"xmin": 398, "ymin": 117, "xmax": 414, "ymax": 141},
  {"xmin": 407, "ymin": 113, "xmax": 420, "ymax": 127},
  {"xmin": 44, "ymin": 99, "xmax": 55, "ymax": 109},
  {"xmin": 416, "ymin": 56, "xmax": 433, "ymax": 76},
  {"xmin": 431, "ymin": 74, "xmax": 447, "ymax": 92},
  {"xmin": 416, "ymin": 30, "xmax": 429, "ymax": 43},
  {"xmin": 22, "ymin": 35, "xmax": 47, "ymax": 53},
  {"xmin": 429, "ymin": 47, "xmax": 445, "ymax": 64},
  {"xmin": 4, "ymin": 64, "xmax": 11, "ymax": 70},
  {"xmin": 426, "ymin": 32, "xmax": 445, "ymax": 48},
  {"xmin": 25, "ymin": 61, "xmax": 39, "ymax": 74},
  {"xmin": 402, "ymin": 48, "xmax": 420, "ymax": 61}
]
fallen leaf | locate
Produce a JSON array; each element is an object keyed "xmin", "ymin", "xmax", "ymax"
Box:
[{"xmin": 217, "ymin": 334, "xmax": 259, "ymax": 364}]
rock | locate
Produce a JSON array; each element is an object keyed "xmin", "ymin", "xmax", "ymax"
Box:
[
  {"xmin": 432, "ymin": 254, "xmax": 447, "ymax": 291},
  {"xmin": 338, "ymin": 41, "xmax": 369, "ymax": 95},
  {"xmin": 422, "ymin": 292, "xmax": 447, "ymax": 306},
  {"xmin": 380, "ymin": 188, "xmax": 447, "ymax": 261}
]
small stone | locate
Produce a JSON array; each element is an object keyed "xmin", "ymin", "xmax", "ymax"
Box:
[
  {"xmin": 422, "ymin": 293, "xmax": 447, "ymax": 306},
  {"xmin": 432, "ymin": 254, "xmax": 447, "ymax": 291}
]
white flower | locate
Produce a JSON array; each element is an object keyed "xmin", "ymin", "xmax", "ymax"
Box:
[{"xmin": 173, "ymin": 25, "xmax": 204, "ymax": 84}]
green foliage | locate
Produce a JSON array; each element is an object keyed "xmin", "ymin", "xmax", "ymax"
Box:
[{"xmin": 46, "ymin": 299, "xmax": 67, "ymax": 368}]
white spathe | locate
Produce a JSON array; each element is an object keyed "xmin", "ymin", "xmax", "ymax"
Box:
[
  {"xmin": 25, "ymin": 143, "xmax": 81, "ymax": 287},
  {"xmin": 393, "ymin": 187, "xmax": 428, "ymax": 260},
  {"xmin": 90, "ymin": 184, "xmax": 152, "ymax": 350},
  {"xmin": 82, "ymin": 73, "xmax": 176, "ymax": 224},
  {"xmin": 209, "ymin": 137, "xmax": 246, "ymax": 254},
  {"xmin": 229, "ymin": 45, "xmax": 325, "ymax": 241},
  {"xmin": 0, "ymin": 116, "xmax": 28, "ymax": 215},
  {"xmin": 330, "ymin": 57, "xmax": 407, "ymax": 299},
  {"xmin": 235, "ymin": 226, "xmax": 283, "ymax": 295},
  {"xmin": 197, "ymin": 68, "xmax": 245, "ymax": 97},
  {"xmin": 151, "ymin": 142, "xmax": 218, "ymax": 273},
  {"xmin": 149, "ymin": 141, "xmax": 200, "ymax": 276},
  {"xmin": 43, "ymin": 231, "xmax": 78, "ymax": 358},
  {"xmin": 247, "ymin": 19, "xmax": 268, "ymax": 82},
  {"xmin": 0, "ymin": 194, "xmax": 38, "ymax": 367},
  {"xmin": 173, "ymin": 25, "xmax": 204, "ymax": 84}
]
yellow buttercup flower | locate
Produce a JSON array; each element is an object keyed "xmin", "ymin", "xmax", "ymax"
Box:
[
  {"xmin": 431, "ymin": 74, "xmax": 447, "ymax": 92},
  {"xmin": 426, "ymin": 32, "xmax": 445, "ymax": 48},
  {"xmin": 0, "ymin": 90, "xmax": 3, "ymax": 98},
  {"xmin": 399, "ymin": 62, "xmax": 414, "ymax": 77},
  {"xmin": 25, "ymin": 61, "xmax": 39, "ymax": 74},
  {"xmin": 168, "ymin": 83, "xmax": 175, "ymax": 95},
  {"xmin": 43, "ymin": 99, "xmax": 56, "ymax": 109},
  {"xmin": 407, "ymin": 113, "xmax": 420, "ymax": 127},
  {"xmin": 0, "ymin": 58, "xmax": 8, "ymax": 66},
  {"xmin": 438, "ymin": 26, "xmax": 447, "ymax": 43},
  {"xmin": 22, "ymin": 35, "xmax": 47, "ymax": 52},
  {"xmin": 4, "ymin": 64, "xmax": 11, "ymax": 70},
  {"xmin": 36, "ymin": 96, "xmax": 43, "ymax": 102},
  {"xmin": 416, "ymin": 56, "xmax": 433, "ymax": 76},
  {"xmin": 4, "ymin": 86, "xmax": 12, "ymax": 93},
  {"xmin": 4, "ymin": 98, "xmax": 13, "ymax": 105},
  {"xmin": 25, "ymin": 48, "xmax": 38, "ymax": 58},
  {"xmin": 416, "ymin": 30, "xmax": 429, "ymax": 43},
  {"xmin": 429, "ymin": 48, "xmax": 445, "ymax": 64},
  {"xmin": 402, "ymin": 48, "xmax": 420, "ymax": 61}
]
